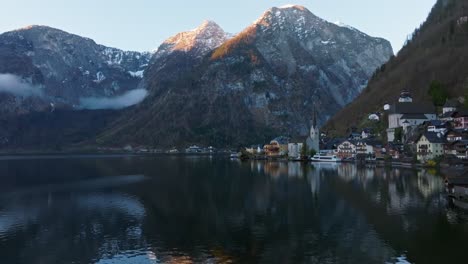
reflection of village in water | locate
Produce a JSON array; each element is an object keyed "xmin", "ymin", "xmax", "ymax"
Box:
[
  {"xmin": 0, "ymin": 156, "xmax": 466, "ymax": 264},
  {"xmin": 252, "ymin": 161, "xmax": 444, "ymax": 204}
]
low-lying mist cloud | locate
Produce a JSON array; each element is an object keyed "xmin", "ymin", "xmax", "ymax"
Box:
[
  {"xmin": 0, "ymin": 73, "xmax": 43, "ymax": 97},
  {"xmin": 79, "ymin": 89, "xmax": 148, "ymax": 110}
]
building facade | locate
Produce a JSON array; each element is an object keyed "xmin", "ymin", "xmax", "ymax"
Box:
[
  {"xmin": 337, "ymin": 141, "xmax": 356, "ymax": 159},
  {"xmin": 288, "ymin": 143, "xmax": 304, "ymax": 159},
  {"xmin": 454, "ymin": 111, "xmax": 468, "ymax": 129},
  {"xmin": 416, "ymin": 133, "xmax": 446, "ymax": 162}
]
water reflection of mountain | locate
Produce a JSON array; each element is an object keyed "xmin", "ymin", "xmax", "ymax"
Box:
[
  {"xmin": 1, "ymin": 157, "xmax": 468, "ymax": 264},
  {"xmin": 0, "ymin": 192, "xmax": 148, "ymax": 264}
]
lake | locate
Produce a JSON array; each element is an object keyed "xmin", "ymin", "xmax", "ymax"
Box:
[{"xmin": 0, "ymin": 155, "xmax": 467, "ymax": 264}]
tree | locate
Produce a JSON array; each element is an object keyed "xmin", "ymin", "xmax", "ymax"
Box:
[
  {"xmin": 309, "ymin": 149, "xmax": 317, "ymax": 157},
  {"xmin": 301, "ymin": 142, "xmax": 308, "ymax": 157},
  {"xmin": 394, "ymin": 127, "xmax": 403, "ymax": 142},
  {"xmin": 463, "ymin": 78, "xmax": 468, "ymax": 108},
  {"xmin": 428, "ymin": 80, "xmax": 448, "ymax": 106}
]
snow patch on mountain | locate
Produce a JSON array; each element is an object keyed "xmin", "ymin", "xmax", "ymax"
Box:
[
  {"xmin": 128, "ymin": 70, "xmax": 144, "ymax": 78},
  {"xmin": 154, "ymin": 20, "xmax": 231, "ymax": 59},
  {"xmin": 94, "ymin": 72, "xmax": 106, "ymax": 83}
]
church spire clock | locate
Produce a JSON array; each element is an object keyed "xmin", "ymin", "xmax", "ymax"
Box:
[{"xmin": 307, "ymin": 107, "xmax": 320, "ymax": 152}]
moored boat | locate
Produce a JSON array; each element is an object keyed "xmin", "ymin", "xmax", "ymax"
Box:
[{"xmin": 310, "ymin": 154, "xmax": 342, "ymax": 163}]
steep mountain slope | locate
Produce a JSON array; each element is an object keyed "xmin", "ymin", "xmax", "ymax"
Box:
[
  {"xmin": 324, "ymin": 0, "xmax": 468, "ymax": 135},
  {"xmin": 0, "ymin": 26, "xmax": 151, "ymax": 115},
  {"xmin": 100, "ymin": 5, "xmax": 393, "ymax": 147}
]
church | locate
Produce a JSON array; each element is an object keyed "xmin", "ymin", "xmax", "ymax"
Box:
[{"xmin": 306, "ymin": 110, "xmax": 320, "ymax": 152}]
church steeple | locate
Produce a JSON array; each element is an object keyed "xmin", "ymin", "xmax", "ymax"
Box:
[
  {"xmin": 307, "ymin": 105, "xmax": 320, "ymax": 152},
  {"xmin": 313, "ymin": 107, "xmax": 317, "ymax": 128}
]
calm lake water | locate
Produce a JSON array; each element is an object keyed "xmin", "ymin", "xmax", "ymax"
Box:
[{"xmin": 0, "ymin": 155, "xmax": 467, "ymax": 264}]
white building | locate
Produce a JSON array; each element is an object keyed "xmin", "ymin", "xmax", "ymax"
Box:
[
  {"xmin": 336, "ymin": 140, "xmax": 356, "ymax": 159},
  {"xmin": 443, "ymin": 99, "xmax": 459, "ymax": 114},
  {"xmin": 398, "ymin": 90, "xmax": 413, "ymax": 103},
  {"xmin": 288, "ymin": 142, "xmax": 304, "ymax": 159},
  {"xmin": 356, "ymin": 141, "xmax": 375, "ymax": 156},
  {"xmin": 386, "ymin": 102, "xmax": 436, "ymax": 142}
]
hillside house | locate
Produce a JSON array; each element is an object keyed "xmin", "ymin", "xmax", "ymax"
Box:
[
  {"xmin": 361, "ymin": 128, "xmax": 374, "ymax": 139},
  {"xmin": 416, "ymin": 132, "xmax": 446, "ymax": 162},
  {"xmin": 445, "ymin": 140, "xmax": 468, "ymax": 159},
  {"xmin": 454, "ymin": 110, "xmax": 468, "ymax": 129},
  {"xmin": 426, "ymin": 120, "xmax": 448, "ymax": 134},
  {"xmin": 443, "ymin": 99, "xmax": 459, "ymax": 114},
  {"xmin": 398, "ymin": 90, "xmax": 413, "ymax": 103},
  {"xmin": 446, "ymin": 129, "xmax": 468, "ymax": 142}
]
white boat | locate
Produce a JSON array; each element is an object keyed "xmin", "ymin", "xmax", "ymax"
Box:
[
  {"xmin": 310, "ymin": 154, "xmax": 342, "ymax": 163},
  {"xmin": 230, "ymin": 153, "xmax": 240, "ymax": 159}
]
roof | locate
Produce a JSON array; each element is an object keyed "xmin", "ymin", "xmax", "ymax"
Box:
[
  {"xmin": 448, "ymin": 140, "xmax": 468, "ymax": 146},
  {"xmin": 447, "ymin": 129, "xmax": 468, "ymax": 136},
  {"xmin": 440, "ymin": 111, "xmax": 456, "ymax": 118},
  {"xmin": 425, "ymin": 120, "xmax": 444, "ymax": 126},
  {"xmin": 453, "ymin": 109, "xmax": 468, "ymax": 118},
  {"xmin": 356, "ymin": 139, "xmax": 383, "ymax": 147},
  {"xmin": 400, "ymin": 113, "xmax": 429, "ymax": 120},
  {"xmin": 339, "ymin": 140, "xmax": 357, "ymax": 146},
  {"xmin": 388, "ymin": 102, "xmax": 436, "ymax": 115},
  {"xmin": 417, "ymin": 132, "xmax": 446, "ymax": 144},
  {"xmin": 444, "ymin": 99, "xmax": 460, "ymax": 108}
]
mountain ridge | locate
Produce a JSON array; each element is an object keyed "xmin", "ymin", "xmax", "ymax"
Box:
[
  {"xmin": 0, "ymin": 25, "xmax": 151, "ymax": 115},
  {"xmin": 97, "ymin": 5, "xmax": 393, "ymax": 147}
]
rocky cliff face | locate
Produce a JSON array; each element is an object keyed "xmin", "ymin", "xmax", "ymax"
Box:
[
  {"xmin": 99, "ymin": 5, "xmax": 393, "ymax": 147},
  {"xmin": 0, "ymin": 26, "xmax": 151, "ymax": 115}
]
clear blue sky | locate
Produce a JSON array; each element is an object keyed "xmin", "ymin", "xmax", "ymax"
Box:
[{"xmin": 1, "ymin": 0, "xmax": 436, "ymax": 52}]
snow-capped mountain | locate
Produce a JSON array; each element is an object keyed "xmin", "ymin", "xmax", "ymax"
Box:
[
  {"xmin": 155, "ymin": 20, "xmax": 231, "ymax": 59},
  {"xmin": 0, "ymin": 25, "xmax": 151, "ymax": 115},
  {"xmin": 100, "ymin": 5, "xmax": 393, "ymax": 147},
  {"xmin": 142, "ymin": 20, "xmax": 232, "ymax": 95}
]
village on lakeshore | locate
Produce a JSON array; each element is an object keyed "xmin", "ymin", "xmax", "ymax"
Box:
[{"xmin": 231, "ymin": 89, "xmax": 468, "ymax": 167}]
